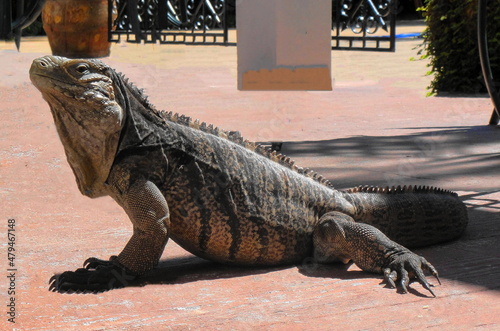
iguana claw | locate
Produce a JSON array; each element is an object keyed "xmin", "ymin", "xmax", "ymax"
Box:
[
  {"xmin": 49, "ymin": 257, "xmax": 137, "ymax": 293},
  {"xmin": 84, "ymin": 256, "xmax": 119, "ymax": 269},
  {"xmin": 383, "ymin": 253, "xmax": 440, "ymax": 297}
]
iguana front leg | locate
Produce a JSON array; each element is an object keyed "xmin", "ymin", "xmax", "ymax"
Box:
[
  {"xmin": 50, "ymin": 180, "xmax": 170, "ymax": 292},
  {"xmin": 313, "ymin": 211, "xmax": 440, "ymax": 297}
]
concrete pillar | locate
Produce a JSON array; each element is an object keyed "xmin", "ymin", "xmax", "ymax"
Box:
[{"xmin": 237, "ymin": 0, "xmax": 332, "ymax": 90}]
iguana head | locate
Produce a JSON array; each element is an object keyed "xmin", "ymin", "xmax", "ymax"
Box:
[{"xmin": 30, "ymin": 56, "xmax": 124, "ymax": 197}]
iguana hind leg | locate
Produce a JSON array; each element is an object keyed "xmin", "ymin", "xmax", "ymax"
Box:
[
  {"xmin": 49, "ymin": 180, "xmax": 170, "ymax": 292},
  {"xmin": 313, "ymin": 211, "xmax": 440, "ymax": 297}
]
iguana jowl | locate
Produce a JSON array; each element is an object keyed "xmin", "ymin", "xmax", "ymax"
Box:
[{"xmin": 30, "ymin": 56, "xmax": 468, "ymax": 296}]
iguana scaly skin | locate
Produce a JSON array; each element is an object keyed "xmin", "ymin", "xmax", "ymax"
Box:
[{"xmin": 30, "ymin": 56, "xmax": 468, "ymax": 296}]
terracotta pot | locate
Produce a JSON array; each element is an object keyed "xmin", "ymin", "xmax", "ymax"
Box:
[{"xmin": 42, "ymin": 0, "xmax": 111, "ymax": 58}]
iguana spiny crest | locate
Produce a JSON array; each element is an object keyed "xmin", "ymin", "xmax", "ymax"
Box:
[{"xmin": 30, "ymin": 56, "xmax": 333, "ymax": 191}]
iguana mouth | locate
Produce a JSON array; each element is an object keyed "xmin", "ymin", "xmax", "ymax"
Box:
[
  {"xmin": 32, "ymin": 78, "xmax": 115, "ymax": 107},
  {"xmin": 31, "ymin": 75, "xmax": 84, "ymax": 100}
]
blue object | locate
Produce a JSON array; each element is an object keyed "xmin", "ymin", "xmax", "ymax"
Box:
[{"xmin": 395, "ymin": 32, "xmax": 422, "ymax": 39}]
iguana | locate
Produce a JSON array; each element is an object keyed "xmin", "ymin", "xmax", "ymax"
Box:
[{"xmin": 29, "ymin": 55, "xmax": 468, "ymax": 296}]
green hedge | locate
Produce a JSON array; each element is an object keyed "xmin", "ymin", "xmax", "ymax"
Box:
[{"xmin": 419, "ymin": 0, "xmax": 500, "ymax": 94}]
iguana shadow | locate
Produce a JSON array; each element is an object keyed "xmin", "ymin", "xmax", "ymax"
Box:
[
  {"xmin": 130, "ymin": 256, "xmax": 433, "ymax": 297},
  {"xmin": 128, "ymin": 255, "xmax": 376, "ymax": 288}
]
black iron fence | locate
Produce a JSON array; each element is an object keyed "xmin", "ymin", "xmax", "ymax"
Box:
[
  {"xmin": 108, "ymin": 0, "xmax": 396, "ymax": 51},
  {"xmin": 331, "ymin": 0, "xmax": 397, "ymax": 51},
  {"xmin": 109, "ymin": 0, "xmax": 230, "ymax": 45}
]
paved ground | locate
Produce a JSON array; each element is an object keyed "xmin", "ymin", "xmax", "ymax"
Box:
[{"xmin": 1, "ymin": 23, "xmax": 499, "ymax": 330}]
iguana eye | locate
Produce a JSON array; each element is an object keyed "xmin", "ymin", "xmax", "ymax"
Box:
[{"xmin": 75, "ymin": 64, "xmax": 90, "ymax": 74}]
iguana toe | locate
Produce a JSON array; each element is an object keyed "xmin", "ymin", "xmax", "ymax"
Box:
[
  {"xmin": 384, "ymin": 253, "xmax": 439, "ymax": 297},
  {"xmin": 84, "ymin": 256, "xmax": 118, "ymax": 269}
]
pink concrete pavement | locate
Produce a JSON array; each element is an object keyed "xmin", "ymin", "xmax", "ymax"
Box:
[{"xmin": 1, "ymin": 23, "xmax": 499, "ymax": 330}]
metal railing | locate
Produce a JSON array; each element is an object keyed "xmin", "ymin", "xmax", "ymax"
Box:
[
  {"xmin": 331, "ymin": 0, "xmax": 397, "ymax": 52},
  {"xmin": 108, "ymin": 0, "xmax": 230, "ymax": 45},
  {"xmin": 109, "ymin": 0, "xmax": 397, "ymax": 51}
]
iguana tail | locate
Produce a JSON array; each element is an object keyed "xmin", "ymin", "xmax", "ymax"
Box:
[{"xmin": 341, "ymin": 185, "xmax": 468, "ymax": 248}]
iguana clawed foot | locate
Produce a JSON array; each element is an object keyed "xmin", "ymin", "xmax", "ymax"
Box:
[
  {"xmin": 49, "ymin": 256, "xmax": 137, "ymax": 293},
  {"xmin": 383, "ymin": 252, "xmax": 441, "ymax": 297},
  {"xmin": 313, "ymin": 213, "xmax": 442, "ymax": 297}
]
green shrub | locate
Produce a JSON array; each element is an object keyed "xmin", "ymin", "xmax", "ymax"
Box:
[{"xmin": 419, "ymin": 0, "xmax": 500, "ymax": 94}]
